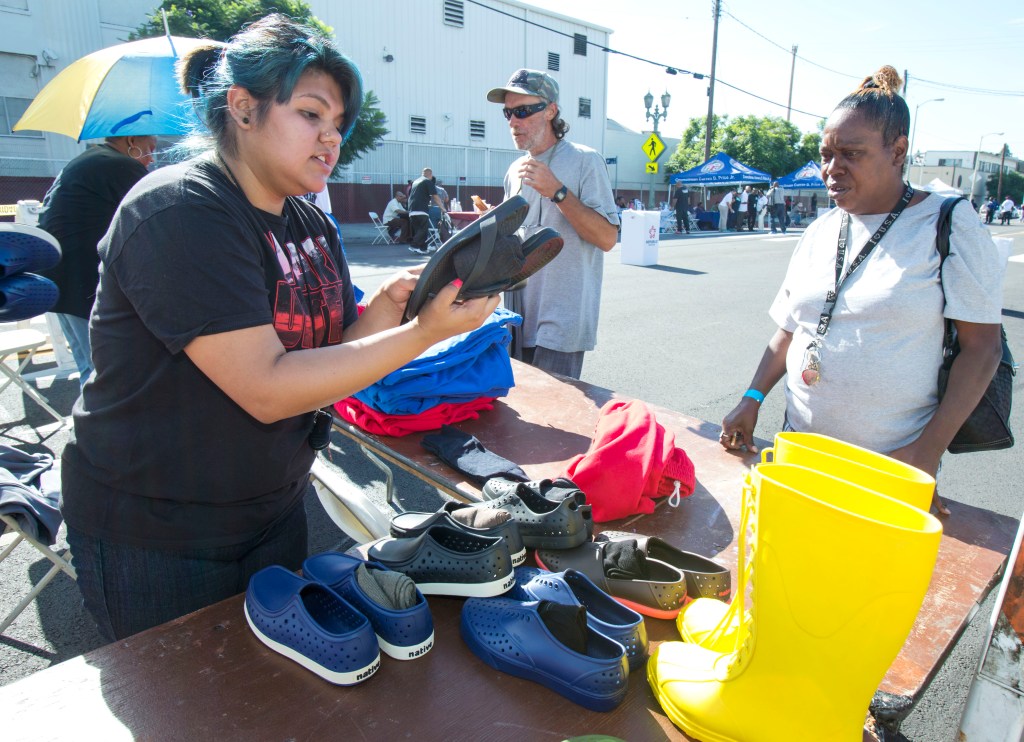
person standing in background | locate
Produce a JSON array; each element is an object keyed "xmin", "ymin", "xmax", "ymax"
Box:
[
  {"xmin": 487, "ymin": 68, "xmax": 618, "ymax": 379},
  {"xmin": 766, "ymin": 181, "xmax": 787, "ymax": 234},
  {"xmin": 407, "ymin": 167, "xmax": 445, "ymax": 254},
  {"xmin": 671, "ymin": 184, "xmax": 691, "ymax": 234},
  {"xmin": 38, "ymin": 134, "xmax": 158, "ymax": 387},
  {"xmin": 718, "ymin": 188, "xmax": 734, "ymax": 232}
]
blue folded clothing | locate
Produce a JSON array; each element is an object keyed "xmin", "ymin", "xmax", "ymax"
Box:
[
  {"xmin": 354, "ymin": 307, "xmax": 521, "ymax": 415},
  {"xmin": 0, "ymin": 444, "xmax": 61, "ymax": 545}
]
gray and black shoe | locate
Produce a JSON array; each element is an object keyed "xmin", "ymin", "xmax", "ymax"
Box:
[
  {"xmin": 390, "ymin": 501, "xmax": 526, "ymax": 566},
  {"xmin": 480, "ymin": 480, "xmax": 590, "ymax": 550}
]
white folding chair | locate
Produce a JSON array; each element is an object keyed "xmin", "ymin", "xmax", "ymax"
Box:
[
  {"xmin": 0, "ymin": 329, "xmax": 66, "ymax": 425},
  {"xmin": 309, "ymin": 455, "xmax": 391, "ymax": 545},
  {"xmin": 368, "ymin": 212, "xmax": 395, "ymax": 245},
  {"xmin": 0, "ymin": 512, "xmax": 76, "ymax": 633},
  {"xmin": 427, "ymin": 226, "xmax": 442, "ymax": 251}
]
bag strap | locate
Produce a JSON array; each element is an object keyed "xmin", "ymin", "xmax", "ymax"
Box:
[{"xmin": 936, "ymin": 196, "xmax": 967, "ymax": 355}]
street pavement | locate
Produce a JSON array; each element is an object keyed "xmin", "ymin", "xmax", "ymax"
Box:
[{"xmin": 1, "ymin": 217, "xmax": 1022, "ymax": 741}]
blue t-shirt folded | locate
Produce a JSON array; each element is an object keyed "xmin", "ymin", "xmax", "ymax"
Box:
[{"xmin": 355, "ymin": 307, "xmax": 521, "ymax": 415}]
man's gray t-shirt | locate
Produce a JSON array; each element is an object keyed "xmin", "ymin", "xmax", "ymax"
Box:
[
  {"xmin": 769, "ymin": 194, "xmax": 1005, "ymax": 452},
  {"xmin": 502, "ymin": 140, "xmax": 618, "ymax": 352}
]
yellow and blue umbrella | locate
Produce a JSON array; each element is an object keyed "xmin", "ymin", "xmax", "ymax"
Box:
[{"xmin": 14, "ymin": 35, "xmax": 215, "ymax": 141}]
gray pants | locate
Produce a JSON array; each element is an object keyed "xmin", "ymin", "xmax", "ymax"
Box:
[{"xmin": 519, "ymin": 345, "xmax": 585, "ymax": 380}]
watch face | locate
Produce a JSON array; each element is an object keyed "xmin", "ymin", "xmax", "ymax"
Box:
[{"xmin": 552, "ymin": 186, "xmax": 567, "ymax": 203}]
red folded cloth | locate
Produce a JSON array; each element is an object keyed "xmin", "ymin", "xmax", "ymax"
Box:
[
  {"xmin": 334, "ymin": 396, "xmax": 497, "ymax": 437},
  {"xmin": 561, "ymin": 399, "xmax": 695, "ymax": 522}
]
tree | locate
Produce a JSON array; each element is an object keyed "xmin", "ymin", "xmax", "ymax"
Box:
[
  {"xmin": 665, "ymin": 114, "xmax": 821, "ymax": 190},
  {"xmin": 132, "ymin": 0, "xmax": 387, "ymax": 170},
  {"xmin": 987, "ymin": 171, "xmax": 1024, "ymax": 202}
]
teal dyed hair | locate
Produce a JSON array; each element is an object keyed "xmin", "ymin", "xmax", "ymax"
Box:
[{"xmin": 178, "ymin": 13, "xmax": 362, "ymax": 157}]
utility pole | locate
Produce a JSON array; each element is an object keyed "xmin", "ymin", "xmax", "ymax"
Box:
[
  {"xmin": 704, "ymin": 0, "xmax": 720, "ymax": 162},
  {"xmin": 997, "ymin": 143, "xmax": 1007, "ymax": 200},
  {"xmin": 786, "ymin": 45, "xmax": 797, "ymax": 121}
]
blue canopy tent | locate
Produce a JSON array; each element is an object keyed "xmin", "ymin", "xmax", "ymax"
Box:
[
  {"xmin": 777, "ymin": 161, "xmax": 826, "ymax": 190},
  {"xmin": 669, "ymin": 153, "xmax": 771, "ymax": 229},
  {"xmin": 669, "ymin": 152, "xmax": 772, "ymax": 187}
]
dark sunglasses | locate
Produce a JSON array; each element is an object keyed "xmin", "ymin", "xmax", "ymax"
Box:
[{"xmin": 502, "ymin": 102, "xmax": 548, "ymax": 121}]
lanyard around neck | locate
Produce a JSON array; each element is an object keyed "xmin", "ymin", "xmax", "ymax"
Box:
[{"xmin": 815, "ymin": 183, "xmax": 914, "ymax": 338}]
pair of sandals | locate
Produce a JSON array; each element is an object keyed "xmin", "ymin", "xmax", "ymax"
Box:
[{"xmin": 403, "ymin": 195, "xmax": 563, "ymax": 322}]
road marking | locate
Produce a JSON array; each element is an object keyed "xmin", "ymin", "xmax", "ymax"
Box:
[{"xmin": 1008, "ymin": 254, "xmax": 1024, "ymax": 263}]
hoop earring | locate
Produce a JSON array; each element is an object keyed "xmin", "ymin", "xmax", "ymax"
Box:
[{"xmin": 128, "ymin": 145, "xmax": 143, "ymax": 160}]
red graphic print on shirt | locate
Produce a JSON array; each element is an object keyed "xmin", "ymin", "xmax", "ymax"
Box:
[{"xmin": 267, "ymin": 231, "xmax": 345, "ymax": 350}]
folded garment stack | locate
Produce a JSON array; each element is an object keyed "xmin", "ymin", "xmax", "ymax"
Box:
[{"xmin": 333, "ymin": 307, "xmax": 522, "ymax": 436}]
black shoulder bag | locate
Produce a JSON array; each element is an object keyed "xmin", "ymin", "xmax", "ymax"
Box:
[{"xmin": 935, "ymin": 196, "xmax": 1015, "ymax": 453}]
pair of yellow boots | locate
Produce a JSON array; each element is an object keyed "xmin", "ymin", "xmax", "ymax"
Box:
[{"xmin": 647, "ymin": 433, "xmax": 943, "ymax": 741}]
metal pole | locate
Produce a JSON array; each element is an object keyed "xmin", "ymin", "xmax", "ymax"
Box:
[
  {"xmin": 704, "ymin": 0, "xmax": 720, "ymax": 162},
  {"xmin": 786, "ymin": 45, "xmax": 797, "ymax": 122},
  {"xmin": 997, "ymin": 143, "xmax": 1007, "ymax": 201},
  {"xmin": 971, "ymin": 132, "xmax": 1003, "ymax": 202},
  {"xmin": 648, "ymin": 116, "xmax": 658, "ymax": 209}
]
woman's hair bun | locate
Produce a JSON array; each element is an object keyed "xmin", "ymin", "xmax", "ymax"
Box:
[
  {"xmin": 855, "ymin": 65, "xmax": 902, "ymax": 99},
  {"xmin": 178, "ymin": 41, "xmax": 226, "ymax": 98}
]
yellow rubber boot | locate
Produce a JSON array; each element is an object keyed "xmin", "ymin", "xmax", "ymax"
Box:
[
  {"xmin": 678, "ymin": 435, "xmax": 935, "ymax": 650},
  {"xmin": 761, "ymin": 432, "xmax": 935, "ymax": 511},
  {"xmin": 650, "ymin": 463, "xmax": 942, "ymax": 742}
]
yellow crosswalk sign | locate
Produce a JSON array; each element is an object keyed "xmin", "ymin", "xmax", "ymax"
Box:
[
  {"xmin": 642, "ymin": 133, "xmax": 665, "ymax": 162},
  {"xmin": 645, "ymin": 162, "xmax": 658, "ymax": 174}
]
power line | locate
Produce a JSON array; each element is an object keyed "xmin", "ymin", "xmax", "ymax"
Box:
[
  {"xmin": 721, "ymin": 9, "xmax": 1024, "ymax": 97},
  {"xmin": 466, "ymin": 0, "xmax": 826, "ymax": 121}
]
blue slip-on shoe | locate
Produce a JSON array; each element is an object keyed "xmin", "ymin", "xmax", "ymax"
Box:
[
  {"xmin": 0, "ymin": 273, "xmax": 58, "ymax": 321},
  {"xmin": 460, "ymin": 597, "xmax": 629, "ymax": 711},
  {"xmin": 365, "ymin": 524, "xmax": 515, "ymax": 598},
  {"xmin": 390, "ymin": 501, "xmax": 527, "ymax": 567},
  {"xmin": 509, "ymin": 566, "xmax": 648, "ymax": 670},
  {"xmin": 0, "ymin": 224, "xmax": 61, "ymax": 278},
  {"xmin": 302, "ymin": 551, "xmax": 434, "ymax": 661},
  {"xmin": 244, "ymin": 565, "xmax": 381, "ymax": 685}
]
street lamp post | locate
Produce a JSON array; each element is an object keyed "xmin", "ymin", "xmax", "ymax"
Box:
[
  {"xmin": 908, "ymin": 98, "xmax": 943, "ymax": 184},
  {"xmin": 644, "ymin": 90, "xmax": 670, "ymax": 208},
  {"xmin": 971, "ymin": 131, "xmax": 1004, "ymax": 203}
]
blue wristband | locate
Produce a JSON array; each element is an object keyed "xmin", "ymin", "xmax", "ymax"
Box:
[{"xmin": 743, "ymin": 388, "xmax": 765, "ymax": 404}]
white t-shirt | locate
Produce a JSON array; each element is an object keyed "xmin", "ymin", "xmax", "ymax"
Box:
[
  {"xmin": 738, "ymin": 192, "xmax": 749, "ymax": 212},
  {"xmin": 382, "ymin": 198, "xmax": 406, "ymax": 223},
  {"xmin": 1001, "ymin": 198, "xmax": 1015, "ymax": 213},
  {"xmin": 769, "ymin": 193, "xmax": 1005, "ymax": 452}
]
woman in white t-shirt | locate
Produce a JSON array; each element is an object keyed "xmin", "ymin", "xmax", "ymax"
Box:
[{"xmin": 719, "ymin": 65, "xmax": 1005, "ymax": 513}]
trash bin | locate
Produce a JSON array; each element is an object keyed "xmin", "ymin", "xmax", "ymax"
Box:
[{"xmin": 620, "ymin": 209, "xmax": 660, "ymax": 266}]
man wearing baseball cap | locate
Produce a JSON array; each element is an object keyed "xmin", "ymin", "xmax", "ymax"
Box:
[{"xmin": 487, "ymin": 68, "xmax": 618, "ymax": 380}]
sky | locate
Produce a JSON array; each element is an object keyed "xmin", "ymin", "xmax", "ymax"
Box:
[{"xmin": 524, "ymin": 0, "xmax": 1023, "ymax": 160}]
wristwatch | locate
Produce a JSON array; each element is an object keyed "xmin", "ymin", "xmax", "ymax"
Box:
[{"xmin": 551, "ymin": 185, "xmax": 568, "ymax": 204}]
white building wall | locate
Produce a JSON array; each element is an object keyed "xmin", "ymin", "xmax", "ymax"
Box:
[{"xmin": 1, "ymin": 0, "xmax": 612, "ymax": 189}]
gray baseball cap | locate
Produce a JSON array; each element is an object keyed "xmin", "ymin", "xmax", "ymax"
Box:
[{"xmin": 487, "ymin": 68, "xmax": 559, "ymax": 104}]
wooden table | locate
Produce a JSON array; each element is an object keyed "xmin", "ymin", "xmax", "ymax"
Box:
[
  {"xmin": 0, "ymin": 362, "xmax": 1015, "ymax": 741},
  {"xmin": 448, "ymin": 210, "xmax": 482, "ymax": 231}
]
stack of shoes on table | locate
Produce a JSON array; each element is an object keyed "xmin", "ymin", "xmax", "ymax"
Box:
[
  {"xmin": 0, "ymin": 224, "xmax": 61, "ymax": 321},
  {"xmin": 243, "ymin": 553, "xmax": 434, "ymax": 685},
  {"xmin": 479, "ymin": 476, "xmax": 593, "ymax": 549}
]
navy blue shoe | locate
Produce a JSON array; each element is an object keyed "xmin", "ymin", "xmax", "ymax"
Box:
[
  {"xmin": 0, "ymin": 273, "xmax": 58, "ymax": 321},
  {"xmin": 0, "ymin": 224, "xmax": 60, "ymax": 278},
  {"xmin": 245, "ymin": 565, "xmax": 380, "ymax": 685},
  {"xmin": 303, "ymin": 552, "xmax": 434, "ymax": 661},
  {"xmin": 460, "ymin": 596, "xmax": 629, "ymax": 711},
  {"xmin": 509, "ymin": 566, "xmax": 648, "ymax": 670}
]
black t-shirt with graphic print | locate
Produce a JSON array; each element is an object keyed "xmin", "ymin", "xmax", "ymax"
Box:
[{"xmin": 61, "ymin": 158, "xmax": 359, "ymax": 550}]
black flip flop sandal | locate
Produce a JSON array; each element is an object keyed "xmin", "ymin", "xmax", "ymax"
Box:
[{"xmin": 403, "ymin": 196, "xmax": 563, "ymax": 321}]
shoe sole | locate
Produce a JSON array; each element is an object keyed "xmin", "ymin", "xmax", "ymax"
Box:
[
  {"xmin": 0, "ymin": 224, "xmax": 61, "ymax": 278},
  {"xmin": 460, "ymin": 613, "xmax": 626, "ymax": 712},
  {"xmin": 416, "ymin": 570, "xmax": 515, "ymax": 598},
  {"xmin": 378, "ymin": 629, "xmax": 435, "ymax": 661},
  {"xmin": 244, "ymin": 602, "xmax": 381, "ymax": 685}
]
